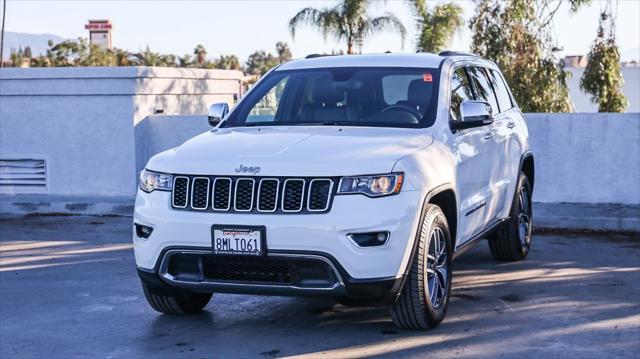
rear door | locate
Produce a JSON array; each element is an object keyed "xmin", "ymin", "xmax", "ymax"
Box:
[{"xmin": 487, "ymin": 68, "xmax": 524, "ymax": 219}]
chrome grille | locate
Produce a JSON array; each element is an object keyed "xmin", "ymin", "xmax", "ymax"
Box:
[
  {"xmin": 282, "ymin": 179, "xmax": 305, "ymax": 212},
  {"xmin": 234, "ymin": 179, "xmax": 255, "ymax": 211},
  {"xmin": 308, "ymin": 179, "xmax": 333, "ymax": 211},
  {"xmin": 257, "ymin": 179, "xmax": 279, "ymax": 212},
  {"xmin": 172, "ymin": 176, "xmax": 189, "ymax": 208},
  {"xmin": 212, "ymin": 178, "xmax": 232, "ymax": 210},
  {"xmin": 191, "ymin": 177, "xmax": 210, "ymax": 210},
  {"xmin": 171, "ymin": 175, "xmax": 335, "ymax": 214}
]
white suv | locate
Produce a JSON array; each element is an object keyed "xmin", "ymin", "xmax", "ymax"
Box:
[{"xmin": 133, "ymin": 52, "xmax": 534, "ymax": 330}]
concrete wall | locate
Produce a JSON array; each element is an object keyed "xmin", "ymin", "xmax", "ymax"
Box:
[
  {"xmin": 566, "ymin": 67, "xmax": 640, "ymax": 113},
  {"xmin": 135, "ymin": 115, "xmax": 210, "ymax": 176},
  {"xmin": 1, "ymin": 66, "xmax": 637, "ymax": 206},
  {"xmin": 0, "ymin": 67, "xmax": 242, "ymax": 197},
  {"xmin": 527, "ymin": 113, "xmax": 640, "ymax": 205}
]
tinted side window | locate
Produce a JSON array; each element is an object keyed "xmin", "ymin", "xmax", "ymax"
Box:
[
  {"xmin": 467, "ymin": 67, "xmax": 499, "ymax": 115},
  {"xmin": 450, "ymin": 67, "xmax": 475, "ymax": 121},
  {"xmin": 489, "ymin": 69, "xmax": 513, "ymax": 112}
]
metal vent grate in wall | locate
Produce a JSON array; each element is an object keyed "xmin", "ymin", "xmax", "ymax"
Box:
[{"xmin": 0, "ymin": 159, "xmax": 47, "ymax": 194}]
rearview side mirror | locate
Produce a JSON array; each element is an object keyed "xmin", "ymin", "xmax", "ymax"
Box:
[
  {"xmin": 451, "ymin": 100, "xmax": 494, "ymax": 131},
  {"xmin": 208, "ymin": 103, "xmax": 229, "ymax": 127}
]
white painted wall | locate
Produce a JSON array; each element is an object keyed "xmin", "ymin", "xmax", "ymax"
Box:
[
  {"xmin": 135, "ymin": 115, "xmax": 210, "ymax": 177},
  {"xmin": 526, "ymin": 113, "xmax": 640, "ymax": 205},
  {"xmin": 0, "ymin": 67, "xmax": 242, "ymax": 196},
  {"xmin": 1, "ymin": 67, "xmax": 637, "ymax": 205}
]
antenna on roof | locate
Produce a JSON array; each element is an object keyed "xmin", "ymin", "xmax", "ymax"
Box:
[{"xmin": 305, "ymin": 54, "xmax": 326, "ymax": 59}]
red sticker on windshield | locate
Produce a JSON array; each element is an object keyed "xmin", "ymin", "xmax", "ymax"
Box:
[{"xmin": 423, "ymin": 73, "xmax": 433, "ymax": 82}]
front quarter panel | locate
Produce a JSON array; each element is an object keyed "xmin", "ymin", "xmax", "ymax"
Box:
[{"xmin": 392, "ymin": 140, "xmax": 456, "ymax": 193}]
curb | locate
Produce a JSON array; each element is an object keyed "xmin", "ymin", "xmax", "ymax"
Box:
[{"xmin": 0, "ymin": 195, "xmax": 133, "ymax": 217}]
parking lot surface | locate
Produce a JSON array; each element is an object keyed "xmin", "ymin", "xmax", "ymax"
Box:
[{"xmin": 1, "ymin": 215, "xmax": 638, "ymax": 358}]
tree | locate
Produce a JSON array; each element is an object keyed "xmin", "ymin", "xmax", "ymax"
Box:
[
  {"xmin": 245, "ymin": 50, "xmax": 278, "ymax": 75},
  {"xmin": 244, "ymin": 42, "xmax": 295, "ymax": 76},
  {"xmin": 114, "ymin": 48, "xmax": 133, "ymax": 66},
  {"xmin": 133, "ymin": 46, "xmax": 168, "ymax": 66},
  {"xmin": 469, "ymin": 0, "xmax": 589, "ymax": 112},
  {"xmin": 24, "ymin": 46, "xmax": 32, "ymax": 58},
  {"xmin": 178, "ymin": 54, "xmax": 194, "ymax": 68},
  {"xmin": 10, "ymin": 47, "xmax": 23, "ymax": 67},
  {"xmin": 580, "ymin": 4, "xmax": 627, "ymax": 112},
  {"xmin": 289, "ymin": 0, "xmax": 406, "ymax": 54},
  {"xmin": 214, "ymin": 54, "xmax": 242, "ymax": 70},
  {"xmin": 275, "ymin": 41, "xmax": 292, "ymax": 63},
  {"xmin": 194, "ymin": 44, "xmax": 207, "ymax": 66},
  {"xmin": 407, "ymin": 0, "xmax": 463, "ymax": 53}
]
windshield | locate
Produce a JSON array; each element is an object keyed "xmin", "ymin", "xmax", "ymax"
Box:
[{"xmin": 222, "ymin": 67, "xmax": 440, "ymax": 129}]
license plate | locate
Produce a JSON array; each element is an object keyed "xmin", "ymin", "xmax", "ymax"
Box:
[{"xmin": 211, "ymin": 225, "xmax": 265, "ymax": 256}]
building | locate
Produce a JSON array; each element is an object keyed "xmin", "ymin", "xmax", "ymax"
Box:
[
  {"xmin": 85, "ymin": 19, "xmax": 113, "ymax": 49},
  {"xmin": 562, "ymin": 55, "xmax": 588, "ymax": 67}
]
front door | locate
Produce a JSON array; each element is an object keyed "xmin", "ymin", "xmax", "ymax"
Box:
[{"xmin": 448, "ymin": 65, "xmax": 495, "ymax": 246}]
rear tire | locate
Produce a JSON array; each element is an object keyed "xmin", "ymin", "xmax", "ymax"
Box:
[
  {"xmin": 489, "ymin": 172, "xmax": 533, "ymax": 261},
  {"xmin": 388, "ymin": 204, "xmax": 453, "ymax": 330},
  {"xmin": 142, "ymin": 282, "xmax": 212, "ymax": 314}
]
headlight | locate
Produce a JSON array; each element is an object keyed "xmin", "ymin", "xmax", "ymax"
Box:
[
  {"xmin": 337, "ymin": 173, "xmax": 403, "ymax": 197},
  {"xmin": 139, "ymin": 169, "xmax": 173, "ymax": 193}
]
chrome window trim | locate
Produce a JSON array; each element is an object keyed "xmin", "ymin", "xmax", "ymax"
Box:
[
  {"xmin": 212, "ymin": 177, "xmax": 232, "ymax": 211},
  {"xmin": 257, "ymin": 178, "xmax": 280, "ymax": 213},
  {"xmin": 281, "ymin": 179, "xmax": 306, "ymax": 213},
  {"xmin": 190, "ymin": 177, "xmax": 210, "ymax": 210},
  {"xmin": 307, "ymin": 179, "xmax": 334, "ymax": 212},
  {"xmin": 171, "ymin": 176, "xmax": 190, "ymax": 209},
  {"xmin": 234, "ymin": 178, "xmax": 256, "ymax": 212}
]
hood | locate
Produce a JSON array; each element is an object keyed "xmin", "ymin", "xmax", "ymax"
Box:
[{"xmin": 147, "ymin": 126, "xmax": 434, "ymax": 176}]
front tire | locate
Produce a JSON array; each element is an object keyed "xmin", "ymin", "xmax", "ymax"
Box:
[
  {"xmin": 388, "ymin": 204, "xmax": 453, "ymax": 330},
  {"xmin": 489, "ymin": 172, "xmax": 533, "ymax": 261},
  {"xmin": 142, "ymin": 283, "xmax": 212, "ymax": 314}
]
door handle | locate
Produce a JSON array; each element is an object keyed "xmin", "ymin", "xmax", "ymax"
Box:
[
  {"xmin": 483, "ymin": 131, "xmax": 494, "ymax": 140},
  {"xmin": 507, "ymin": 122, "xmax": 516, "ymax": 129}
]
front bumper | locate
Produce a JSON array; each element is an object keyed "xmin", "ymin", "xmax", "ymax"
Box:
[
  {"xmin": 133, "ymin": 189, "xmax": 423, "ymax": 298},
  {"xmin": 138, "ymin": 248, "xmax": 402, "ymax": 302}
]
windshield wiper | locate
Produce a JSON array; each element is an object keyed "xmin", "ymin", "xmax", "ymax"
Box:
[
  {"xmin": 240, "ymin": 121, "xmax": 351, "ymax": 127},
  {"xmin": 288, "ymin": 121, "xmax": 347, "ymax": 126}
]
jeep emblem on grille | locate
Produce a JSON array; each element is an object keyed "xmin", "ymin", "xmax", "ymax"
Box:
[{"xmin": 235, "ymin": 165, "xmax": 261, "ymax": 174}]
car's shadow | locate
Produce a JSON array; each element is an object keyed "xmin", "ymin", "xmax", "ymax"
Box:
[{"xmin": 140, "ymin": 234, "xmax": 640, "ymax": 358}]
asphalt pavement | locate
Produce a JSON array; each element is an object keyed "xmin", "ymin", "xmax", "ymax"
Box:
[{"xmin": 0, "ymin": 215, "xmax": 638, "ymax": 358}]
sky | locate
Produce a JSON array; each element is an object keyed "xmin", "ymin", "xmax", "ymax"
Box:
[{"xmin": 3, "ymin": 0, "xmax": 640, "ymax": 62}]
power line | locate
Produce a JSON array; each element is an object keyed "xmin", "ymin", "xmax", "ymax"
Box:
[{"xmin": 0, "ymin": 0, "xmax": 6, "ymax": 67}]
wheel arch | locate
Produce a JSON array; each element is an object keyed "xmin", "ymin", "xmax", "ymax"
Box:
[
  {"xmin": 392, "ymin": 184, "xmax": 458, "ymax": 302},
  {"xmin": 520, "ymin": 152, "xmax": 535, "ymax": 192},
  {"xmin": 425, "ymin": 185, "xmax": 458, "ymax": 246}
]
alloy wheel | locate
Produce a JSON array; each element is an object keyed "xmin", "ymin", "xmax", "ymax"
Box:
[
  {"xmin": 517, "ymin": 185, "xmax": 531, "ymax": 250},
  {"xmin": 426, "ymin": 226, "xmax": 448, "ymax": 308}
]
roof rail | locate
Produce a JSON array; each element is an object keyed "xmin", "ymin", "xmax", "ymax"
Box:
[
  {"xmin": 305, "ymin": 54, "xmax": 328, "ymax": 59},
  {"xmin": 438, "ymin": 50, "xmax": 477, "ymax": 57}
]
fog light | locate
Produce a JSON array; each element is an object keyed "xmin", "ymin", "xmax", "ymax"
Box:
[
  {"xmin": 135, "ymin": 223, "xmax": 154, "ymax": 239},
  {"xmin": 348, "ymin": 231, "xmax": 389, "ymax": 247}
]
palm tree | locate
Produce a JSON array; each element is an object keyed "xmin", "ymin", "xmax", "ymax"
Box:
[
  {"xmin": 408, "ymin": 0, "xmax": 463, "ymax": 53},
  {"xmin": 194, "ymin": 44, "xmax": 207, "ymax": 66},
  {"xmin": 114, "ymin": 48, "xmax": 133, "ymax": 66},
  {"xmin": 132, "ymin": 46, "xmax": 166, "ymax": 66},
  {"xmin": 178, "ymin": 54, "xmax": 194, "ymax": 68},
  {"xmin": 289, "ymin": 0, "xmax": 406, "ymax": 54}
]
